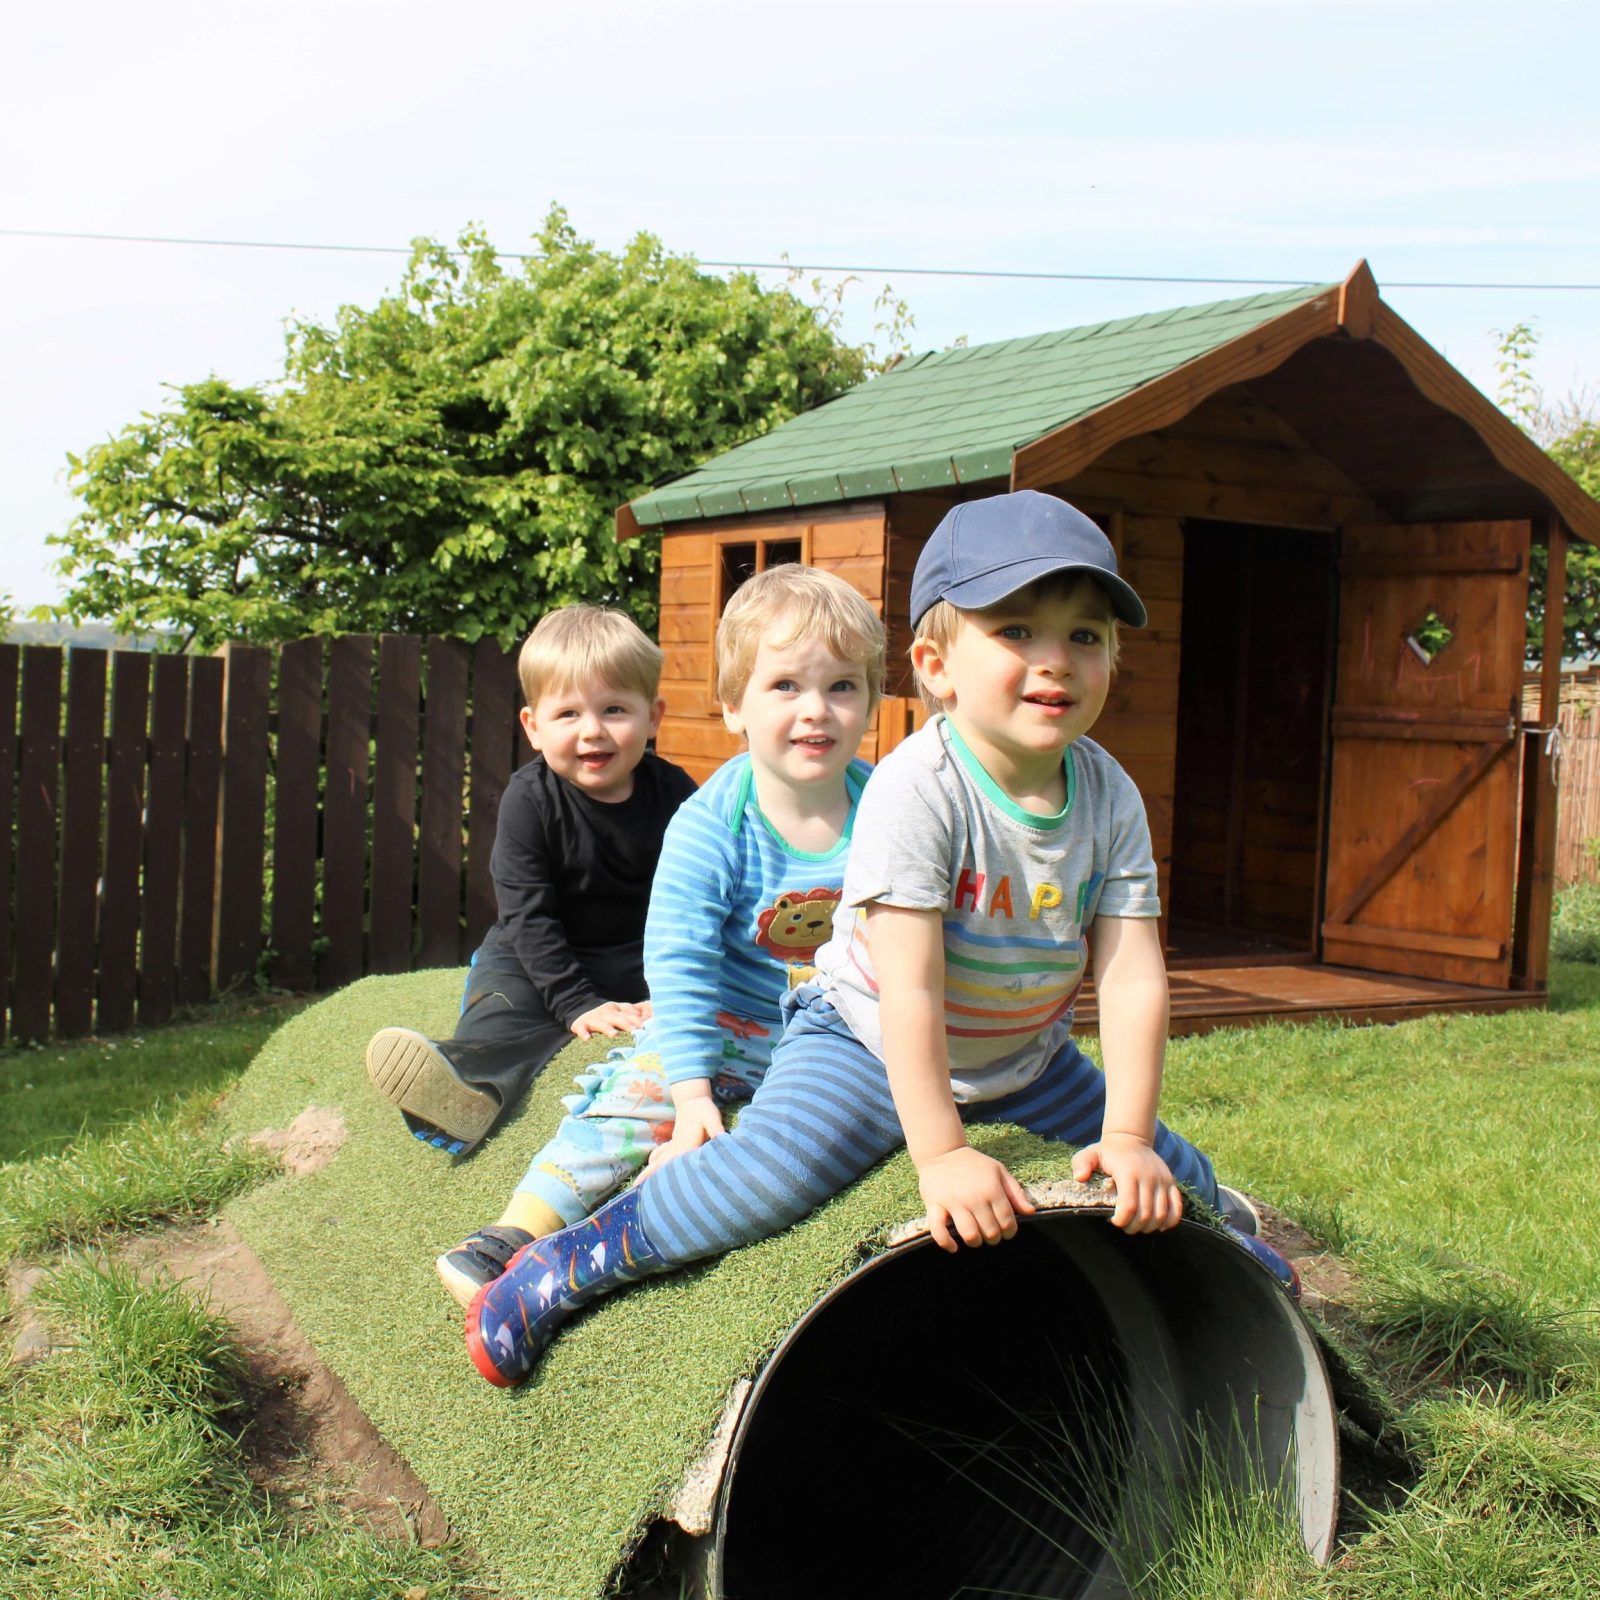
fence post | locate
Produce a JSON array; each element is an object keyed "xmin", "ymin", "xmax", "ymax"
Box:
[
  {"xmin": 370, "ymin": 635, "xmax": 421, "ymax": 975},
  {"xmin": 0, "ymin": 646, "xmax": 20, "ymax": 1043},
  {"xmin": 139, "ymin": 654, "xmax": 189, "ymax": 1027},
  {"xmin": 418, "ymin": 637, "xmax": 469, "ymax": 967},
  {"xmin": 214, "ymin": 644, "xmax": 271, "ymax": 993},
  {"xmin": 56, "ymin": 648, "xmax": 107, "ymax": 1038},
  {"xmin": 13, "ymin": 647, "xmax": 62, "ymax": 1042},
  {"xmin": 466, "ymin": 638, "xmax": 519, "ymax": 951},
  {"xmin": 99, "ymin": 652, "xmax": 152, "ymax": 1033},
  {"xmin": 177, "ymin": 657, "xmax": 224, "ymax": 1006},
  {"xmin": 321, "ymin": 636, "xmax": 373, "ymax": 988},
  {"xmin": 272, "ymin": 637, "xmax": 324, "ymax": 991}
]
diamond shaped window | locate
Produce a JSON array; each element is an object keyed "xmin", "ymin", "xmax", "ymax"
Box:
[{"xmin": 1404, "ymin": 608, "xmax": 1455, "ymax": 666}]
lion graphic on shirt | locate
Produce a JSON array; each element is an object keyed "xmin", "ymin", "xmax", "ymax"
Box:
[{"xmin": 753, "ymin": 886, "xmax": 844, "ymax": 985}]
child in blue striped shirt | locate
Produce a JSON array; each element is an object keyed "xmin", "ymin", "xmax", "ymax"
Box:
[{"xmin": 436, "ymin": 565, "xmax": 885, "ymax": 1306}]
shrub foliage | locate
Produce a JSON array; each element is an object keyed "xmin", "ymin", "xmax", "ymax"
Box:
[{"xmin": 49, "ymin": 210, "xmax": 867, "ymax": 649}]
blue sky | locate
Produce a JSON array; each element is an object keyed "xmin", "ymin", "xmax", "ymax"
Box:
[{"xmin": 4, "ymin": 0, "xmax": 1598, "ymax": 608}]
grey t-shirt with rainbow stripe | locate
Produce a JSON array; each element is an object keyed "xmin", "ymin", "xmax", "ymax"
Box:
[{"xmin": 815, "ymin": 715, "xmax": 1159, "ymax": 1102}]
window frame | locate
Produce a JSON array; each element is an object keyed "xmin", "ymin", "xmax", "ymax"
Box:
[{"xmin": 704, "ymin": 524, "xmax": 814, "ymax": 708}]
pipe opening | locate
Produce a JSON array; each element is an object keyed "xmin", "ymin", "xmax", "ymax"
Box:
[{"xmin": 712, "ymin": 1214, "xmax": 1337, "ymax": 1599}]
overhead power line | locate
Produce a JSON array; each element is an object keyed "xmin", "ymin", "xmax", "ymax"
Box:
[
  {"xmin": 4, "ymin": 226, "xmax": 1598, "ymax": 293},
  {"xmin": 2, "ymin": 227, "xmax": 418, "ymax": 258}
]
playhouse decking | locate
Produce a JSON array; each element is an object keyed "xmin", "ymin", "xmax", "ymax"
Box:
[
  {"xmin": 619, "ymin": 264, "xmax": 1600, "ymax": 1029},
  {"xmin": 1080, "ymin": 961, "xmax": 1546, "ymax": 1038}
]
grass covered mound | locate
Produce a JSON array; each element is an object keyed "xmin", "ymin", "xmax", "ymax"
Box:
[{"xmin": 219, "ymin": 973, "xmax": 1089, "ymax": 1600}]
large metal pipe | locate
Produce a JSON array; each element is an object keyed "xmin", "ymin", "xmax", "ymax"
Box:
[{"xmin": 690, "ymin": 1209, "xmax": 1337, "ymax": 1599}]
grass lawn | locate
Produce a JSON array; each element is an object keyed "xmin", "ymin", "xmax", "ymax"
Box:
[
  {"xmin": 1163, "ymin": 963, "xmax": 1600, "ymax": 1308},
  {"xmin": 1, "ymin": 938, "xmax": 1598, "ymax": 1597},
  {"xmin": 0, "ymin": 993, "xmax": 309, "ymax": 1164},
  {"xmin": 0, "ymin": 993, "xmax": 479, "ymax": 1599}
]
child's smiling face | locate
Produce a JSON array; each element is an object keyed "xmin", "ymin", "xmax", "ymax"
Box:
[
  {"xmin": 723, "ymin": 635, "xmax": 870, "ymax": 798},
  {"xmin": 520, "ymin": 679, "xmax": 664, "ymax": 802},
  {"xmin": 915, "ymin": 577, "xmax": 1113, "ymax": 792}
]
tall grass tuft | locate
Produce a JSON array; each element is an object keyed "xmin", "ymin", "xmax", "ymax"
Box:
[
  {"xmin": 0, "ymin": 1101, "xmax": 275, "ymax": 1258},
  {"xmin": 1111, "ymin": 1457, "xmax": 1316, "ymax": 1600},
  {"xmin": 1415, "ymin": 1385, "xmax": 1600, "ymax": 1527},
  {"xmin": 33, "ymin": 1258, "xmax": 252, "ymax": 1437},
  {"xmin": 1357, "ymin": 1254, "xmax": 1599, "ymax": 1398},
  {"xmin": 1331, "ymin": 1379, "xmax": 1600, "ymax": 1598},
  {"xmin": 2, "ymin": 1260, "xmax": 257, "ymax": 1569},
  {"xmin": 886, "ymin": 1364, "xmax": 1319, "ymax": 1600}
]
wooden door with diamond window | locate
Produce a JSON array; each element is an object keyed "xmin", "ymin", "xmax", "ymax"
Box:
[{"xmin": 1321, "ymin": 521, "xmax": 1530, "ymax": 987}]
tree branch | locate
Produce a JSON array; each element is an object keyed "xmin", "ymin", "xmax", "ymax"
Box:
[{"xmin": 144, "ymin": 496, "xmax": 364, "ymax": 556}]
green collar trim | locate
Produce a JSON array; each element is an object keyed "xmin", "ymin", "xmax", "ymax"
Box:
[
  {"xmin": 733, "ymin": 760, "xmax": 867, "ymax": 860},
  {"xmin": 941, "ymin": 716, "xmax": 1075, "ymax": 830}
]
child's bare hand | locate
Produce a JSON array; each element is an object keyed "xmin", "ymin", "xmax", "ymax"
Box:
[
  {"xmin": 916, "ymin": 1146, "xmax": 1037, "ymax": 1253},
  {"xmin": 644, "ymin": 1098, "xmax": 726, "ymax": 1174},
  {"xmin": 569, "ymin": 1000, "xmax": 649, "ymax": 1040},
  {"xmin": 1072, "ymin": 1134, "xmax": 1182, "ymax": 1233}
]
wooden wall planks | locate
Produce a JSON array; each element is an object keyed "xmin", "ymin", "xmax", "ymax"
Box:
[
  {"xmin": 271, "ymin": 638, "xmax": 324, "ymax": 993},
  {"xmin": 654, "ymin": 505, "xmax": 894, "ymax": 776}
]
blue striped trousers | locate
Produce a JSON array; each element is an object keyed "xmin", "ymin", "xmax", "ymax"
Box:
[{"xmin": 636, "ymin": 990, "xmax": 1217, "ymax": 1263}]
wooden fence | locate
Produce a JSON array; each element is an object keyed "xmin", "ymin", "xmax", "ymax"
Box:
[
  {"xmin": 1524, "ymin": 667, "xmax": 1600, "ymax": 886},
  {"xmin": 12, "ymin": 636, "xmax": 1596, "ymax": 1043},
  {"xmin": 0, "ymin": 635, "xmax": 527, "ymax": 1043},
  {"xmin": 1551, "ymin": 688, "xmax": 1600, "ymax": 886}
]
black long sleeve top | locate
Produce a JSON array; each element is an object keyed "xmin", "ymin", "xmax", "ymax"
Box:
[{"xmin": 485, "ymin": 751, "xmax": 697, "ymax": 1027}]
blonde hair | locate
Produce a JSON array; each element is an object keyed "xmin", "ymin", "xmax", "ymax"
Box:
[
  {"xmin": 911, "ymin": 573, "xmax": 1121, "ymax": 711},
  {"xmin": 517, "ymin": 605, "xmax": 664, "ymax": 708},
  {"xmin": 716, "ymin": 565, "xmax": 886, "ymax": 709}
]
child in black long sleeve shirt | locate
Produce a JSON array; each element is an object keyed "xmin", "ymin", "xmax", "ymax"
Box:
[{"xmin": 366, "ymin": 606, "xmax": 694, "ymax": 1167}]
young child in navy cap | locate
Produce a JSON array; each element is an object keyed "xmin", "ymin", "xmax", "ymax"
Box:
[{"xmin": 466, "ymin": 490, "xmax": 1294, "ymax": 1386}]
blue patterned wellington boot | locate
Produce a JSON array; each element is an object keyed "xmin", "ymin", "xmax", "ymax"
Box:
[
  {"xmin": 1231, "ymin": 1232, "xmax": 1302, "ymax": 1301},
  {"xmin": 465, "ymin": 1186, "xmax": 666, "ymax": 1386}
]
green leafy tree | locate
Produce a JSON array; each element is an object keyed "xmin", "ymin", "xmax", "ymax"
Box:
[
  {"xmin": 47, "ymin": 212, "xmax": 869, "ymax": 648},
  {"xmin": 1538, "ymin": 416, "xmax": 1600, "ymax": 659},
  {"xmin": 1495, "ymin": 323, "xmax": 1600, "ymax": 660}
]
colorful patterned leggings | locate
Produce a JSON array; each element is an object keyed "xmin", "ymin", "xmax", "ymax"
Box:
[
  {"xmin": 513, "ymin": 1040, "xmax": 751, "ymax": 1228},
  {"xmin": 635, "ymin": 990, "xmax": 1218, "ymax": 1265}
]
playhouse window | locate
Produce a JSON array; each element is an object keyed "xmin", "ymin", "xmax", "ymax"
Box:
[
  {"xmin": 717, "ymin": 537, "xmax": 803, "ymax": 602},
  {"xmin": 1405, "ymin": 607, "xmax": 1455, "ymax": 666},
  {"xmin": 706, "ymin": 527, "xmax": 812, "ymax": 707}
]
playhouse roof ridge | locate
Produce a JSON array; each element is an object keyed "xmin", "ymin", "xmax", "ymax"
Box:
[
  {"xmin": 626, "ymin": 281, "xmax": 1337, "ymax": 527},
  {"xmin": 886, "ymin": 281, "xmax": 1333, "ymax": 373}
]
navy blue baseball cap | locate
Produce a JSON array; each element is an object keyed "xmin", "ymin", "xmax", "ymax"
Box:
[{"xmin": 909, "ymin": 490, "xmax": 1147, "ymax": 630}]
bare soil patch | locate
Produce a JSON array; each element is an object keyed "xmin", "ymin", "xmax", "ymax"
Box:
[
  {"xmin": 1257, "ymin": 1201, "xmax": 1365, "ymax": 1325},
  {"xmin": 240, "ymin": 1103, "xmax": 350, "ymax": 1178},
  {"xmin": 102, "ymin": 1105, "xmax": 453, "ymax": 1540},
  {"xmin": 119, "ymin": 1216, "xmax": 454, "ymax": 1547}
]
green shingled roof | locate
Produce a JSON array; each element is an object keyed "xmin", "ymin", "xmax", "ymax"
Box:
[{"xmin": 629, "ymin": 282, "xmax": 1333, "ymax": 527}]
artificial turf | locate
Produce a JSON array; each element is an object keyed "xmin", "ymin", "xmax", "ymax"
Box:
[{"xmin": 219, "ymin": 973, "xmax": 1092, "ymax": 1599}]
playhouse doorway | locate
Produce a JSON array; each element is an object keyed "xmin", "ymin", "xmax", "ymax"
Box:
[{"xmin": 1166, "ymin": 522, "xmax": 1336, "ymax": 965}]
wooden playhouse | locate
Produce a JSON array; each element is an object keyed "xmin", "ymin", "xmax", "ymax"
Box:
[{"xmin": 617, "ymin": 264, "xmax": 1600, "ymax": 1034}]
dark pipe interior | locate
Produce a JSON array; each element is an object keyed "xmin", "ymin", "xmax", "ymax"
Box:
[{"xmin": 716, "ymin": 1226, "xmax": 1132, "ymax": 1600}]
